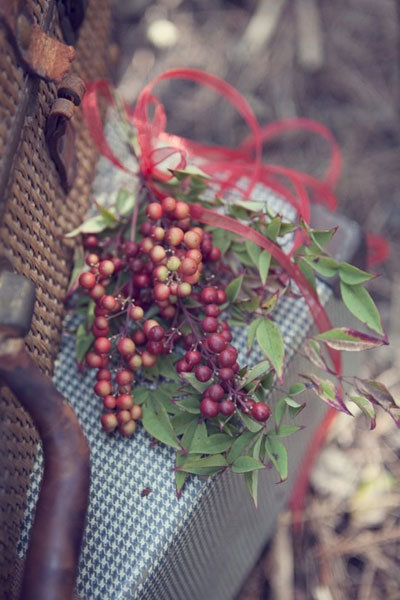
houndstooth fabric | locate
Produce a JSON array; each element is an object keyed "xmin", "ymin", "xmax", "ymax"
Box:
[{"xmin": 16, "ymin": 119, "xmax": 347, "ymax": 600}]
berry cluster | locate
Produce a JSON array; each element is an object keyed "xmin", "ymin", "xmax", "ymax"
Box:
[{"xmin": 77, "ymin": 197, "xmax": 270, "ymax": 436}]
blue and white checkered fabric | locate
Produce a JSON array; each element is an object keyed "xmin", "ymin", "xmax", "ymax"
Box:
[{"xmin": 17, "ymin": 119, "xmax": 334, "ymax": 600}]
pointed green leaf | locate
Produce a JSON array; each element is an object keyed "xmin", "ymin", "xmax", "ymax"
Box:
[
  {"xmin": 232, "ymin": 456, "xmax": 265, "ymax": 473},
  {"xmin": 303, "ymin": 256, "xmax": 339, "ymax": 278},
  {"xmin": 171, "ymin": 412, "xmax": 199, "ymax": 435},
  {"xmin": 245, "ymin": 240, "xmax": 261, "ymax": 265},
  {"xmin": 116, "ymin": 189, "xmax": 136, "ymax": 215},
  {"xmin": 66, "ymin": 215, "xmax": 109, "ymax": 238},
  {"xmin": 175, "ymin": 419, "xmax": 198, "ymax": 495},
  {"xmin": 271, "ymin": 424, "xmax": 302, "ymax": 438},
  {"xmin": 239, "ymin": 411, "xmax": 264, "ymax": 433},
  {"xmin": 350, "ymin": 395, "xmax": 376, "ymax": 428},
  {"xmin": 297, "ymin": 257, "xmax": 317, "ymax": 289},
  {"xmin": 289, "ymin": 383, "xmax": 306, "ymax": 396},
  {"xmin": 227, "ymin": 431, "xmax": 258, "ymax": 463},
  {"xmin": 265, "ymin": 437, "xmax": 288, "ymax": 480},
  {"xmin": 256, "ymin": 318, "xmax": 285, "ymax": 381},
  {"xmin": 266, "ymin": 217, "xmax": 281, "ymax": 241},
  {"xmin": 181, "ymin": 372, "xmax": 209, "ymax": 393},
  {"xmin": 247, "ymin": 317, "xmax": 263, "ymax": 351},
  {"xmin": 142, "ymin": 399, "xmax": 180, "ymax": 450},
  {"xmin": 226, "ymin": 275, "xmax": 244, "ymax": 303},
  {"xmin": 190, "ymin": 433, "xmax": 233, "ymax": 454},
  {"xmin": 339, "ymin": 262, "xmax": 374, "ymax": 285},
  {"xmin": 133, "ymin": 386, "xmax": 150, "ymax": 405},
  {"xmin": 244, "ymin": 360, "xmax": 271, "ymax": 385},
  {"xmin": 95, "ymin": 202, "xmax": 117, "ymax": 225},
  {"xmin": 178, "ymin": 454, "xmax": 227, "ymax": 474},
  {"xmin": 243, "ymin": 434, "xmax": 262, "ymax": 506},
  {"xmin": 274, "ymin": 397, "xmax": 287, "ymax": 429},
  {"xmin": 258, "ymin": 250, "xmax": 271, "ymax": 285},
  {"xmin": 315, "ymin": 328, "xmax": 386, "ymax": 351},
  {"xmin": 75, "ymin": 323, "xmax": 94, "ymax": 363},
  {"xmin": 340, "ymin": 281, "xmax": 383, "ymax": 335}
]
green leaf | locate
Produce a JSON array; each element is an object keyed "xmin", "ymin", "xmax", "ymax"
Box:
[
  {"xmin": 302, "ymin": 256, "xmax": 339, "ymax": 278},
  {"xmin": 142, "ymin": 399, "xmax": 180, "ymax": 450},
  {"xmin": 266, "ymin": 217, "xmax": 281, "ymax": 241},
  {"xmin": 309, "ymin": 227, "xmax": 337, "ymax": 251},
  {"xmin": 271, "ymin": 424, "xmax": 302, "ymax": 438},
  {"xmin": 116, "ymin": 189, "xmax": 136, "ymax": 216},
  {"xmin": 174, "ymin": 395, "xmax": 201, "ymax": 415},
  {"xmin": 340, "ymin": 281, "xmax": 383, "ymax": 335},
  {"xmin": 315, "ymin": 328, "xmax": 386, "ymax": 351},
  {"xmin": 181, "ymin": 372, "xmax": 209, "ymax": 393},
  {"xmin": 226, "ymin": 275, "xmax": 244, "ymax": 303},
  {"xmin": 157, "ymin": 355, "xmax": 180, "ymax": 381},
  {"xmin": 178, "ymin": 454, "xmax": 227, "ymax": 474},
  {"xmin": 238, "ymin": 296, "xmax": 260, "ymax": 312},
  {"xmin": 243, "ymin": 434, "xmax": 262, "ymax": 506},
  {"xmin": 227, "ymin": 431, "xmax": 258, "ymax": 463},
  {"xmin": 67, "ymin": 247, "xmax": 85, "ymax": 292},
  {"xmin": 175, "ymin": 420, "xmax": 198, "ymax": 495},
  {"xmin": 339, "ymin": 262, "xmax": 374, "ymax": 285},
  {"xmin": 66, "ymin": 215, "xmax": 109, "ymax": 238},
  {"xmin": 274, "ymin": 397, "xmax": 287, "ymax": 428},
  {"xmin": 171, "ymin": 412, "xmax": 199, "ymax": 435},
  {"xmin": 289, "ymin": 383, "xmax": 306, "ymax": 396},
  {"xmin": 261, "ymin": 290, "xmax": 278, "ymax": 314},
  {"xmin": 256, "ymin": 318, "xmax": 285, "ymax": 381},
  {"xmin": 247, "ymin": 317, "xmax": 263, "ymax": 351},
  {"xmin": 245, "ymin": 240, "xmax": 261, "ymax": 265},
  {"xmin": 297, "ymin": 257, "xmax": 316, "ymax": 290},
  {"xmin": 238, "ymin": 411, "xmax": 264, "ymax": 433},
  {"xmin": 75, "ymin": 323, "xmax": 94, "ymax": 363},
  {"xmin": 191, "ymin": 433, "xmax": 233, "ymax": 454},
  {"xmin": 350, "ymin": 395, "xmax": 376, "ymax": 428},
  {"xmin": 264, "ymin": 437, "xmax": 288, "ymax": 480},
  {"xmin": 95, "ymin": 202, "xmax": 117, "ymax": 225},
  {"xmin": 258, "ymin": 250, "xmax": 271, "ymax": 285},
  {"xmin": 133, "ymin": 386, "xmax": 150, "ymax": 405},
  {"xmin": 232, "ymin": 456, "xmax": 265, "ymax": 473},
  {"xmin": 244, "ymin": 360, "xmax": 271, "ymax": 385},
  {"xmin": 210, "ymin": 228, "xmax": 232, "ymax": 255}
]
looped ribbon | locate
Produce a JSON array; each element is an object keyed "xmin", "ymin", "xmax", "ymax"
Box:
[{"xmin": 83, "ymin": 68, "xmax": 344, "ymax": 374}]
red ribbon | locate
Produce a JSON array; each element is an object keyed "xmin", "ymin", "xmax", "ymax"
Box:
[{"xmin": 82, "ymin": 69, "xmax": 342, "ymax": 375}]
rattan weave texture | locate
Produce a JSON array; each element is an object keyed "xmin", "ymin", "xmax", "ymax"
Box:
[{"xmin": 0, "ymin": 1, "xmax": 110, "ymax": 597}]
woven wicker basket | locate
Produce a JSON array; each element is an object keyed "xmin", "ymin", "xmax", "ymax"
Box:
[{"xmin": 0, "ymin": 1, "xmax": 110, "ymax": 596}]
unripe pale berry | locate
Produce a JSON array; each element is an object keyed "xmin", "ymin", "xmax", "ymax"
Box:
[
  {"xmin": 166, "ymin": 256, "xmax": 181, "ymax": 271},
  {"xmin": 101, "ymin": 295, "xmax": 117, "ymax": 311},
  {"xmin": 89, "ymin": 284, "xmax": 106, "ymax": 300},
  {"xmin": 99, "ymin": 260, "xmax": 115, "ymax": 277},
  {"xmin": 183, "ymin": 230, "xmax": 201, "ymax": 249},
  {"xmin": 86, "ymin": 352, "xmax": 103, "ymax": 368},
  {"xmin": 117, "ymin": 409, "xmax": 131, "ymax": 424},
  {"xmin": 166, "ymin": 227, "xmax": 184, "ymax": 247},
  {"xmin": 152, "ymin": 226, "xmax": 165, "ymax": 241},
  {"xmin": 143, "ymin": 319, "xmax": 159, "ymax": 335},
  {"xmin": 162, "ymin": 196, "xmax": 176, "ymax": 212},
  {"xmin": 186, "ymin": 248, "xmax": 202, "ymax": 263},
  {"xmin": 96, "ymin": 368, "xmax": 111, "ymax": 381},
  {"xmin": 150, "ymin": 245, "xmax": 166, "ymax": 263},
  {"xmin": 116, "ymin": 369, "xmax": 134, "ymax": 386},
  {"xmin": 183, "ymin": 271, "xmax": 200, "ymax": 285},
  {"xmin": 153, "ymin": 265, "xmax": 168, "ymax": 281},
  {"xmin": 131, "ymin": 404, "xmax": 143, "ymax": 420},
  {"xmin": 119, "ymin": 420, "xmax": 137, "ymax": 436},
  {"xmin": 142, "ymin": 351, "xmax": 157, "ymax": 367},
  {"xmin": 177, "ymin": 282, "xmax": 192, "ymax": 297},
  {"xmin": 154, "ymin": 283, "xmax": 170, "ymax": 301},
  {"xmin": 174, "ymin": 201, "xmax": 189, "ymax": 220},
  {"xmin": 127, "ymin": 354, "xmax": 142, "ymax": 369},
  {"xmin": 129, "ymin": 305, "xmax": 144, "ymax": 320},
  {"xmin": 140, "ymin": 237, "xmax": 154, "ymax": 254},
  {"xmin": 101, "ymin": 413, "xmax": 118, "ymax": 432},
  {"xmin": 94, "ymin": 316, "xmax": 108, "ymax": 331}
]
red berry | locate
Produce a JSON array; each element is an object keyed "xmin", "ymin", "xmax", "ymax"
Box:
[
  {"xmin": 200, "ymin": 287, "xmax": 217, "ymax": 304},
  {"xmin": 92, "ymin": 325, "xmax": 110, "ymax": 338},
  {"xmin": 119, "ymin": 420, "xmax": 137, "ymax": 436},
  {"xmin": 205, "ymin": 304, "xmax": 219, "ymax": 317},
  {"xmin": 216, "ymin": 289, "xmax": 227, "ymax": 305},
  {"xmin": 174, "ymin": 201, "xmax": 189, "ymax": 220},
  {"xmin": 146, "ymin": 202, "xmax": 163, "ymax": 220},
  {"xmin": 244, "ymin": 400, "xmax": 255, "ymax": 413},
  {"xmin": 101, "ymin": 413, "xmax": 118, "ymax": 432},
  {"xmin": 154, "ymin": 283, "xmax": 170, "ymax": 301},
  {"xmin": 83, "ymin": 235, "xmax": 98, "ymax": 250},
  {"xmin": 195, "ymin": 365, "xmax": 212, "ymax": 382},
  {"xmin": 186, "ymin": 249, "xmax": 202, "ymax": 263},
  {"xmin": 79, "ymin": 271, "xmax": 96, "ymax": 289},
  {"xmin": 208, "ymin": 333, "xmax": 226, "ymax": 353},
  {"xmin": 208, "ymin": 246, "xmax": 221, "ymax": 262},
  {"xmin": 205, "ymin": 383, "xmax": 225, "ymax": 402},
  {"xmin": 162, "ymin": 196, "xmax": 177, "ymax": 212},
  {"xmin": 148, "ymin": 325, "xmax": 165, "ymax": 342},
  {"xmin": 140, "ymin": 221, "xmax": 152, "ymax": 236},
  {"xmin": 89, "ymin": 284, "xmax": 106, "ymax": 300},
  {"xmin": 94, "ymin": 316, "xmax": 108, "ymax": 331},
  {"xmin": 94, "ymin": 380, "xmax": 112, "ymax": 397},
  {"xmin": 117, "ymin": 338, "xmax": 135, "ymax": 357},
  {"xmin": 150, "ymin": 245, "xmax": 166, "ymax": 263},
  {"xmin": 219, "ymin": 367, "xmax": 234, "ymax": 381},
  {"xmin": 103, "ymin": 395, "xmax": 116, "ymax": 410},
  {"xmin": 97, "ymin": 368, "xmax": 111, "ymax": 381},
  {"xmin": 116, "ymin": 370, "xmax": 134, "ymax": 386},
  {"xmin": 142, "ymin": 351, "xmax": 157, "ymax": 367},
  {"xmin": 99, "ymin": 260, "xmax": 115, "ymax": 277},
  {"xmin": 200, "ymin": 397, "xmax": 219, "ymax": 418},
  {"xmin": 251, "ymin": 402, "xmax": 271, "ymax": 422},
  {"xmin": 166, "ymin": 227, "xmax": 184, "ymax": 247},
  {"xmin": 133, "ymin": 330, "xmax": 146, "ymax": 345},
  {"xmin": 86, "ymin": 352, "xmax": 102, "ymax": 368},
  {"xmin": 117, "ymin": 410, "xmax": 132, "ymax": 424},
  {"xmin": 146, "ymin": 340, "xmax": 164, "ymax": 355},
  {"xmin": 180, "ymin": 257, "xmax": 197, "ymax": 276},
  {"xmin": 111, "ymin": 257, "xmax": 124, "ymax": 273},
  {"xmin": 100, "ymin": 295, "xmax": 117, "ymax": 311},
  {"xmin": 219, "ymin": 400, "xmax": 235, "ymax": 416},
  {"xmin": 140, "ymin": 237, "xmax": 154, "ymax": 254},
  {"xmin": 116, "ymin": 393, "xmax": 134, "ymax": 410},
  {"xmin": 221, "ymin": 330, "xmax": 233, "ymax": 342},
  {"xmin": 176, "ymin": 359, "xmax": 191, "ymax": 373},
  {"xmin": 201, "ymin": 317, "xmax": 219, "ymax": 333},
  {"xmin": 94, "ymin": 337, "xmax": 111, "ymax": 355},
  {"xmin": 131, "ymin": 404, "xmax": 143, "ymax": 420},
  {"xmin": 185, "ymin": 350, "xmax": 201, "ymax": 367},
  {"xmin": 143, "ymin": 319, "xmax": 159, "ymax": 335},
  {"xmin": 94, "ymin": 305, "xmax": 108, "ymax": 317},
  {"xmin": 153, "ymin": 265, "xmax": 168, "ymax": 281},
  {"xmin": 124, "ymin": 241, "xmax": 138, "ymax": 257},
  {"xmin": 183, "ymin": 230, "xmax": 201, "ymax": 249},
  {"xmin": 217, "ymin": 349, "xmax": 236, "ymax": 368},
  {"xmin": 134, "ymin": 273, "xmax": 150, "ymax": 289}
]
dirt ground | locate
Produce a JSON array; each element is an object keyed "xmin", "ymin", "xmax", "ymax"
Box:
[{"xmin": 113, "ymin": 1, "xmax": 400, "ymax": 598}]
